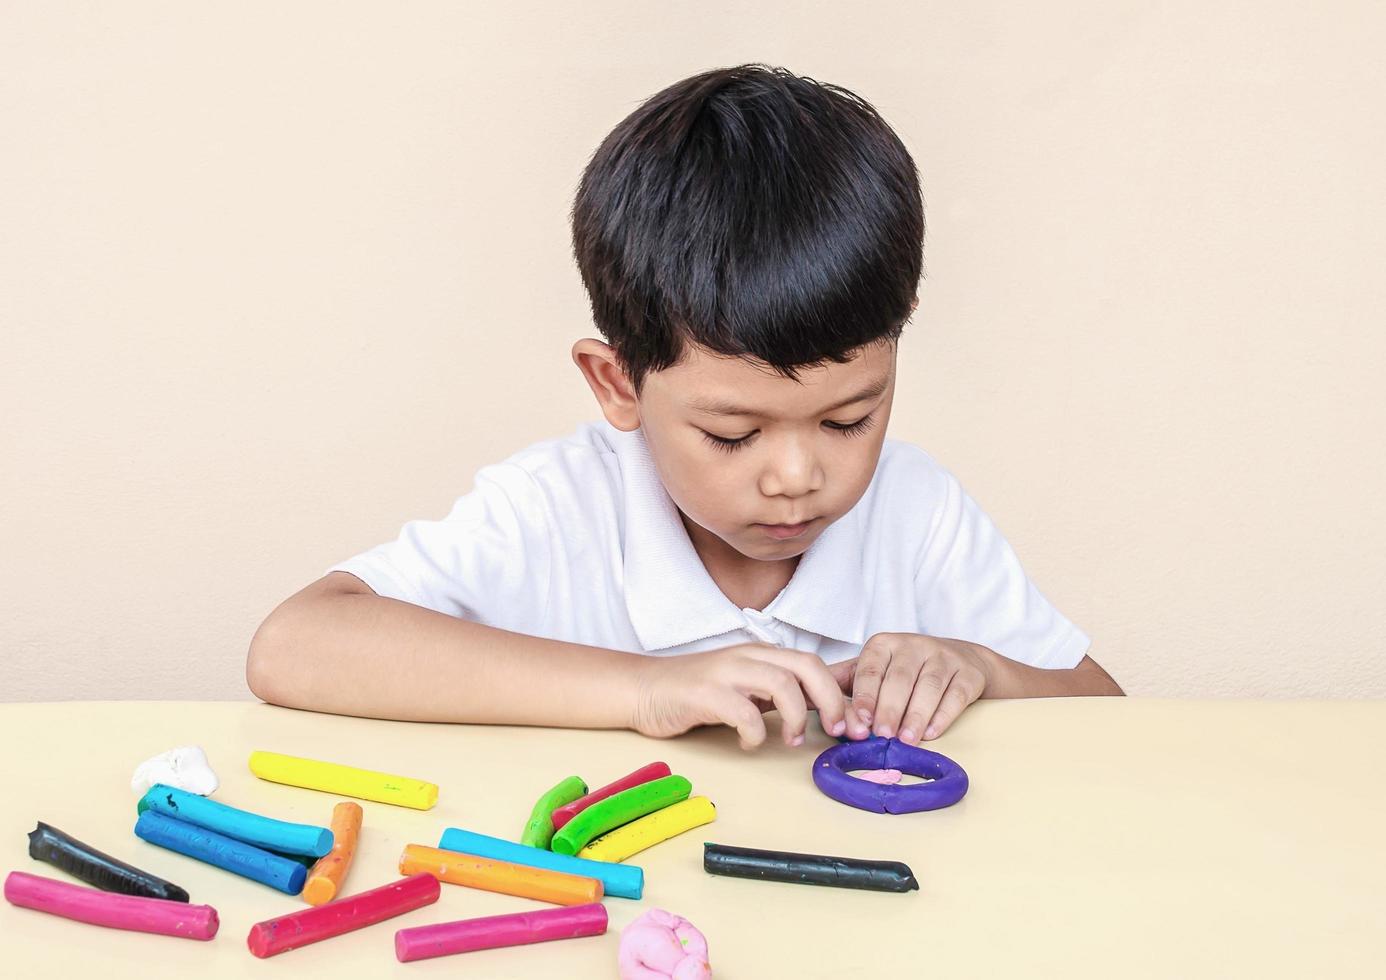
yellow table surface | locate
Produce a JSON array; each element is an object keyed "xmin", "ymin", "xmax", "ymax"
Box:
[{"xmin": 0, "ymin": 699, "xmax": 1382, "ymax": 977}]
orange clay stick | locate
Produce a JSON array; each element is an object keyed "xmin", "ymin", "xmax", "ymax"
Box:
[
  {"xmin": 398, "ymin": 844, "xmax": 602, "ymax": 907},
  {"xmin": 303, "ymin": 802, "xmax": 363, "ymax": 906}
]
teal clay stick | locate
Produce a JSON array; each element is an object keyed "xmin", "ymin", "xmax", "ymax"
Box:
[
  {"xmin": 550, "ymin": 776, "xmax": 692, "ymax": 856},
  {"xmin": 521, "ymin": 776, "xmax": 588, "ymax": 849}
]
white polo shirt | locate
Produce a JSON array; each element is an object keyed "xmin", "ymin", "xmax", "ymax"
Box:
[{"xmin": 326, "ymin": 420, "xmax": 1090, "ymax": 669}]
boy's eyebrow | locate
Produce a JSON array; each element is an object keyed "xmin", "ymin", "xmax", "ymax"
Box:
[{"xmin": 689, "ymin": 374, "xmax": 892, "ymax": 418}]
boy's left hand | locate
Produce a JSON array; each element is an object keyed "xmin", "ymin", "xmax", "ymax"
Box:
[{"xmin": 827, "ymin": 633, "xmax": 995, "ymax": 744}]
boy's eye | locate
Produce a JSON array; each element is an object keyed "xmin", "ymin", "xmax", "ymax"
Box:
[
  {"xmin": 699, "ymin": 413, "xmax": 877, "ymax": 454},
  {"xmin": 824, "ymin": 413, "xmax": 877, "ymax": 438},
  {"xmin": 701, "ymin": 430, "xmax": 754, "ymax": 453}
]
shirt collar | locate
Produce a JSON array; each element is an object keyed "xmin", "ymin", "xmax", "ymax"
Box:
[{"xmin": 611, "ymin": 423, "xmax": 869, "ymax": 652}]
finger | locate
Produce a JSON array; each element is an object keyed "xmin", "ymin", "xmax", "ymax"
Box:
[
  {"xmin": 872, "ymin": 652, "xmax": 922, "ymax": 738},
  {"xmin": 715, "ymin": 691, "xmax": 767, "ymax": 750},
  {"xmin": 766, "ymin": 650, "xmax": 848, "ymax": 739},
  {"xmin": 849, "ymin": 643, "xmax": 890, "ymax": 737},
  {"xmin": 827, "ymin": 657, "xmax": 856, "ymax": 695},
  {"xmin": 739, "ymin": 661, "xmax": 809, "ymax": 747},
  {"xmin": 896, "ymin": 662, "xmax": 955, "ymax": 743},
  {"xmin": 824, "ymin": 659, "xmax": 858, "ymax": 735},
  {"xmin": 920, "ymin": 671, "xmax": 982, "ymax": 741},
  {"xmin": 887, "ymin": 659, "xmax": 953, "ymax": 742}
]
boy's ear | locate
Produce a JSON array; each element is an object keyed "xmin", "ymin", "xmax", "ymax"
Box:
[{"xmin": 571, "ymin": 339, "xmax": 641, "ymax": 431}]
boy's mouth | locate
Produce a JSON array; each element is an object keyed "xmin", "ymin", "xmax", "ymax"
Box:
[{"xmin": 754, "ymin": 518, "xmax": 815, "ymax": 540}]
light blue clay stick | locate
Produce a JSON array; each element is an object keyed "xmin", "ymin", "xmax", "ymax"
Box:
[{"xmin": 137, "ymin": 784, "xmax": 332, "ymax": 858}]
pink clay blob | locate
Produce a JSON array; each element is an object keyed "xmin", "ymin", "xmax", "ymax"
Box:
[
  {"xmin": 618, "ymin": 908, "xmax": 711, "ymax": 979},
  {"xmin": 852, "ymin": 768, "xmax": 904, "ymax": 784}
]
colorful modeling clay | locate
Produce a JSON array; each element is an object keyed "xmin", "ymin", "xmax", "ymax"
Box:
[
  {"xmin": 130, "ymin": 745, "xmax": 219, "ymax": 796},
  {"xmin": 137, "ymin": 784, "xmax": 332, "ymax": 857},
  {"xmin": 28, "ymin": 821, "xmax": 189, "ymax": 902},
  {"xmin": 4, "ymin": 871, "xmax": 218, "ymax": 940},
  {"xmin": 303, "ymin": 802, "xmax": 363, "ymax": 905},
  {"xmin": 550, "ymin": 762, "xmax": 672, "ymax": 831},
  {"xmin": 703, "ymin": 842, "xmax": 918, "ymax": 893},
  {"xmin": 618, "ymin": 908, "xmax": 711, "ymax": 980},
  {"xmin": 248, "ymin": 750, "xmax": 438, "ymax": 810},
  {"xmin": 520, "ymin": 775, "xmax": 588, "ymax": 848},
  {"xmin": 135, "ymin": 811, "xmax": 308, "ymax": 895},
  {"xmin": 437, "ymin": 828, "xmax": 644, "ymax": 899},
  {"xmin": 399, "ymin": 844, "xmax": 603, "ymax": 906},
  {"xmin": 395, "ymin": 903, "xmax": 608, "ymax": 961},
  {"xmin": 579, "ymin": 796, "xmax": 716, "ymax": 863},
  {"xmin": 551, "ymin": 775, "xmax": 692, "ymax": 856},
  {"xmin": 247, "ymin": 873, "xmax": 439, "ymax": 957},
  {"xmin": 812, "ymin": 737, "xmax": 968, "ymax": 813}
]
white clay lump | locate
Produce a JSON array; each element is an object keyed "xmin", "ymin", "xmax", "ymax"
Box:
[{"xmin": 130, "ymin": 745, "xmax": 219, "ymax": 796}]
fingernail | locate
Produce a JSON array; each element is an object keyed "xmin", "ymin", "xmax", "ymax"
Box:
[
  {"xmin": 899, "ymin": 728, "xmax": 916, "ymax": 744},
  {"xmin": 791, "ymin": 734, "xmax": 805, "ymax": 747},
  {"xmin": 829, "ymin": 719, "xmax": 846, "ymax": 736},
  {"xmin": 857, "ymin": 708, "xmax": 872, "ymax": 724},
  {"xmin": 876, "ymin": 724, "xmax": 893, "ymax": 738},
  {"xmin": 924, "ymin": 726, "xmax": 938, "ymax": 739}
]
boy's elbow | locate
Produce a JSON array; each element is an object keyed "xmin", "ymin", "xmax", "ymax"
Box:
[
  {"xmin": 246, "ymin": 614, "xmax": 293, "ymax": 705},
  {"xmin": 1074, "ymin": 654, "xmax": 1124, "ymax": 696}
]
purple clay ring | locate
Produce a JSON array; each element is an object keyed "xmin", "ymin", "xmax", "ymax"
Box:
[{"xmin": 812, "ymin": 737, "xmax": 969, "ymax": 814}]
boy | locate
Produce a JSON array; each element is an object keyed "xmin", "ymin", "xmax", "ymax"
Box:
[{"xmin": 246, "ymin": 64, "xmax": 1122, "ymax": 750}]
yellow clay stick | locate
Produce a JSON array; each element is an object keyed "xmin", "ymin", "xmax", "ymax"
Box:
[
  {"xmin": 249, "ymin": 751, "xmax": 438, "ymax": 810},
  {"xmin": 578, "ymin": 796, "xmax": 716, "ymax": 863},
  {"xmin": 303, "ymin": 801, "xmax": 363, "ymax": 905}
]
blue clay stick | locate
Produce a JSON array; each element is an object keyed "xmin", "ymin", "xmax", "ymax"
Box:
[
  {"xmin": 137, "ymin": 784, "xmax": 332, "ymax": 858},
  {"xmin": 134, "ymin": 811, "xmax": 307, "ymax": 895},
  {"xmin": 437, "ymin": 828, "xmax": 643, "ymax": 900}
]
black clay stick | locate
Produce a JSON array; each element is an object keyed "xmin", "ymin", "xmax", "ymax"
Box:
[
  {"xmin": 703, "ymin": 842, "xmax": 918, "ymax": 893},
  {"xmin": 27, "ymin": 822, "xmax": 190, "ymax": 902}
]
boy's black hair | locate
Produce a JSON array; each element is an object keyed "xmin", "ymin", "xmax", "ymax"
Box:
[{"xmin": 571, "ymin": 63, "xmax": 924, "ymax": 392}]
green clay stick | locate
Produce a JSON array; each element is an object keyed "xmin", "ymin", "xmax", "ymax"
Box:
[
  {"xmin": 550, "ymin": 775, "xmax": 692, "ymax": 856},
  {"xmin": 520, "ymin": 776, "xmax": 588, "ymax": 849}
]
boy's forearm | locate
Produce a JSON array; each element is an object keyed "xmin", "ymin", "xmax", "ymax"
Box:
[
  {"xmin": 978, "ymin": 648, "xmax": 1125, "ymax": 699},
  {"xmin": 246, "ymin": 592, "xmax": 646, "ymax": 728}
]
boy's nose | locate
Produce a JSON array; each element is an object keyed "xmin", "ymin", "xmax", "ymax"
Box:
[{"xmin": 759, "ymin": 444, "xmax": 824, "ymax": 498}]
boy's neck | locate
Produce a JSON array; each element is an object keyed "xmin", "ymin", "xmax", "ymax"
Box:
[{"xmin": 679, "ymin": 511, "xmax": 800, "ymax": 612}]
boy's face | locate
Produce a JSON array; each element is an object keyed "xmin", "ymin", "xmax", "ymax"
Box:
[{"xmin": 577, "ymin": 337, "xmax": 897, "ymax": 565}]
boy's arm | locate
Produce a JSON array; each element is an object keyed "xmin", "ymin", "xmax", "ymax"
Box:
[
  {"xmin": 246, "ymin": 572, "xmax": 851, "ymax": 747},
  {"xmin": 979, "ymin": 650, "xmax": 1125, "ymax": 699},
  {"xmin": 246, "ymin": 572, "xmax": 644, "ymax": 728}
]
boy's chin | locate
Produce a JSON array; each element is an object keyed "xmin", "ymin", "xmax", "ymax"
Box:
[{"xmin": 732, "ymin": 529, "xmax": 818, "ymax": 561}]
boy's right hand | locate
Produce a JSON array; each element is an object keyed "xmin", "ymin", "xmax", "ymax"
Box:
[{"xmin": 630, "ymin": 643, "xmax": 849, "ymax": 750}]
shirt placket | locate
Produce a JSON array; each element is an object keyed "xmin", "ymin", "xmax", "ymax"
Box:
[{"xmin": 742, "ymin": 608, "xmax": 787, "ymax": 646}]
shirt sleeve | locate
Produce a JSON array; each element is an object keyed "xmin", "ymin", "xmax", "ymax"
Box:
[
  {"xmin": 324, "ymin": 462, "xmax": 552, "ymax": 627},
  {"xmin": 914, "ymin": 468, "xmax": 1090, "ymax": 669}
]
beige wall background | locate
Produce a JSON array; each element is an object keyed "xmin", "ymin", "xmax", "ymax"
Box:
[{"xmin": 3, "ymin": 1, "xmax": 1383, "ymax": 703}]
